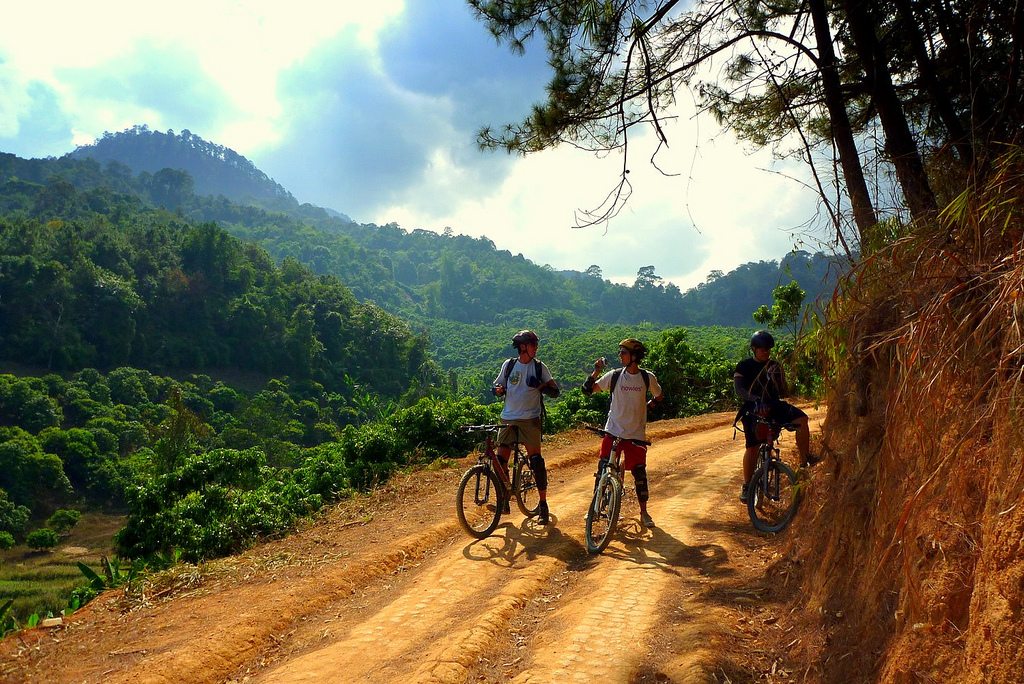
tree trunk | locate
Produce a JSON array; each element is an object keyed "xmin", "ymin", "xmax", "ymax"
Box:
[
  {"xmin": 808, "ymin": 0, "xmax": 879, "ymax": 242},
  {"xmin": 893, "ymin": 0, "xmax": 973, "ymax": 165},
  {"xmin": 842, "ymin": 0, "xmax": 938, "ymax": 220}
]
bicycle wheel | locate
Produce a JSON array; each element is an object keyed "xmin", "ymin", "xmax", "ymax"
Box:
[
  {"xmin": 513, "ymin": 454, "xmax": 541, "ymax": 517},
  {"xmin": 747, "ymin": 459, "xmax": 800, "ymax": 533},
  {"xmin": 456, "ymin": 464, "xmax": 504, "ymax": 539},
  {"xmin": 585, "ymin": 474, "xmax": 622, "ymax": 554}
]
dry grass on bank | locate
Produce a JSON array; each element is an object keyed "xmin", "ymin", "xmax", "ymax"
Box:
[{"xmin": 781, "ymin": 148, "xmax": 1024, "ymax": 682}]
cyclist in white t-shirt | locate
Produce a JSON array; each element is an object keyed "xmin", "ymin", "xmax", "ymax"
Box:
[
  {"xmin": 582, "ymin": 338, "xmax": 664, "ymax": 528},
  {"xmin": 493, "ymin": 330, "xmax": 560, "ymax": 525}
]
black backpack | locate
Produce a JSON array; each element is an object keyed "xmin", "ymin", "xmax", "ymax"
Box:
[{"xmin": 501, "ymin": 357, "xmax": 549, "ymax": 387}]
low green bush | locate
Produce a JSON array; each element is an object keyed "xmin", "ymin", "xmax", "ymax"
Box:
[{"xmin": 26, "ymin": 528, "xmax": 59, "ymax": 551}]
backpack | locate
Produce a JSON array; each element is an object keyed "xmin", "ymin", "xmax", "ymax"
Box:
[
  {"xmin": 609, "ymin": 367, "xmax": 650, "ymax": 406},
  {"xmin": 501, "ymin": 357, "xmax": 551, "ymax": 421}
]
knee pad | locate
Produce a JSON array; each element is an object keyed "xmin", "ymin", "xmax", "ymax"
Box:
[
  {"xmin": 529, "ymin": 454, "xmax": 548, "ymax": 490},
  {"xmin": 631, "ymin": 464, "xmax": 649, "ymax": 502}
]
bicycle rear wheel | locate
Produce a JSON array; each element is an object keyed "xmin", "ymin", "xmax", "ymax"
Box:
[
  {"xmin": 456, "ymin": 464, "xmax": 504, "ymax": 539},
  {"xmin": 585, "ymin": 474, "xmax": 622, "ymax": 554},
  {"xmin": 747, "ymin": 459, "xmax": 800, "ymax": 533},
  {"xmin": 513, "ymin": 455, "xmax": 541, "ymax": 517}
]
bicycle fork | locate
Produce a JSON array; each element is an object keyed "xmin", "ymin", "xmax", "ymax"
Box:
[
  {"xmin": 757, "ymin": 448, "xmax": 782, "ymax": 502},
  {"xmin": 591, "ymin": 466, "xmax": 622, "ymax": 517}
]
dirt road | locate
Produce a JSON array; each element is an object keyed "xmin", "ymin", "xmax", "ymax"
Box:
[{"xmin": 0, "ymin": 409, "xmax": 824, "ymax": 683}]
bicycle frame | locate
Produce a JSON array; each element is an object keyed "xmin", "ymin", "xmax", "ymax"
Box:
[
  {"xmin": 741, "ymin": 413, "xmax": 801, "ymax": 533},
  {"xmin": 583, "ymin": 425, "xmax": 650, "ymax": 553},
  {"xmin": 456, "ymin": 424, "xmax": 541, "ymax": 538}
]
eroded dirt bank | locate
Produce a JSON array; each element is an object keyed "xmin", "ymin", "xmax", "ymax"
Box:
[{"xmin": 1, "ymin": 410, "xmax": 826, "ymax": 683}]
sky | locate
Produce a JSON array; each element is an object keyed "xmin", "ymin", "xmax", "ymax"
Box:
[{"xmin": 0, "ymin": 1, "xmax": 832, "ymax": 291}]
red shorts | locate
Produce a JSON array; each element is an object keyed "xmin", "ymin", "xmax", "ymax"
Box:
[{"xmin": 599, "ymin": 434, "xmax": 648, "ymax": 471}]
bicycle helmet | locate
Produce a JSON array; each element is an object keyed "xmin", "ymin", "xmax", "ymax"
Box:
[
  {"xmin": 512, "ymin": 329, "xmax": 539, "ymax": 350},
  {"xmin": 750, "ymin": 330, "xmax": 775, "ymax": 350},
  {"xmin": 618, "ymin": 338, "xmax": 647, "ymax": 361}
]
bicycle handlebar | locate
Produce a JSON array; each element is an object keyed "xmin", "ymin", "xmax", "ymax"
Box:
[
  {"xmin": 733, "ymin": 412, "xmax": 797, "ymax": 436},
  {"xmin": 582, "ymin": 424, "xmax": 651, "ymax": 447},
  {"xmin": 460, "ymin": 424, "xmax": 502, "ymax": 432}
]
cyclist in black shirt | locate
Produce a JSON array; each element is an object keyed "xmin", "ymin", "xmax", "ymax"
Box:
[{"xmin": 734, "ymin": 330, "xmax": 819, "ymax": 503}]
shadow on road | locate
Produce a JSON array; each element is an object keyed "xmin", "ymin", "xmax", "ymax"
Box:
[
  {"xmin": 459, "ymin": 513, "xmax": 588, "ymax": 567},
  {"xmin": 598, "ymin": 520, "xmax": 734, "ymax": 578}
]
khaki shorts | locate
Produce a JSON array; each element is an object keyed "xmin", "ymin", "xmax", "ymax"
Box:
[{"xmin": 498, "ymin": 418, "xmax": 543, "ymax": 453}]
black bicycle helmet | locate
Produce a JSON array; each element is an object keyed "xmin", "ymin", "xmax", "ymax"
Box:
[
  {"xmin": 512, "ymin": 329, "xmax": 539, "ymax": 350},
  {"xmin": 618, "ymin": 338, "xmax": 648, "ymax": 361},
  {"xmin": 750, "ymin": 330, "xmax": 775, "ymax": 349}
]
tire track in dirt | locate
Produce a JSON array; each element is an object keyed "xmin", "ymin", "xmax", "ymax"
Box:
[
  {"xmin": 254, "ymin": 427, "xmax": 745, "ymax": 683},
  {"xmin": 102, "ymin": 522, "xmax": 468, "ymax": 684},
  {"xmin": 510, "ymin": 430, "xmax": 740, "ymax": 683}
]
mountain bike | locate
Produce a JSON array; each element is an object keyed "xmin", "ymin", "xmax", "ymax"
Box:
[
  {"xmin": 743, "ymin": 412, "xmax": 801, "ymax": 533},
  {"xmin": 583, "ymin": 425, "xmax": 651, "ymax": 554},
  {"xmin": 455, "ymin": 424, "xmax": 541, "ymax": 538}
]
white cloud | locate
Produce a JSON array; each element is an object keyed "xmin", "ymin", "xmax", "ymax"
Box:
[
  {"xmin": 0, "ymin": 1, "xmax": 832, "ymax": 289},
  {"xmin": 374, "ymin": 106, "xmax": 823, "ymax": 291},
  {"xmin": 0, "ymin": 0, "xmax": 406, "ymax": 151}
]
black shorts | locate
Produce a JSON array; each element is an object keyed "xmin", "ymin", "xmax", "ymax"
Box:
[{"xmin": 740, "ymin": 401, "xmax": 807, "ymax": 448}]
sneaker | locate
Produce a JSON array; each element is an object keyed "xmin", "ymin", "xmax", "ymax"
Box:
[
  {"xmin": 801, "ymin": 453, "xmax": 822, "ymax": 468},
  {"xmin": 640, "ymin": 512, "xmax": 655, "ymax": 529},
  {"xmin": 537, "ymin": 500, "xmax": 549, "ymax": 525},
  {"xmin": 739, "ymin": 483, "xmax": 749, "ymax": 504}
]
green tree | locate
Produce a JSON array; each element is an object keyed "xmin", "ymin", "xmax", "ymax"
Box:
[
  {"xmin": 468, "ymin": 0, "xmax": 1023, "ymax": 243},
  {"xmin": 633, "ymin": 265, "xmax": 663, "ymax": 291},
  {"xmin": 38, "ymin": 427, "xmax": 100, "ymax": 493},
  {"xmin": 26, "ymin": 527, "xmax": 60, "ymax": 551},
  {"xmin": 46, "ymin": 508, "xmax": 81, "ymax": 535},
  {"xmin": 0, "ymin": 427, "xmax": 72, "ymax": 507},
  {"xmin": 0, "ymin": 488, "xmax": 30, "ymax": 536},
  {"xmin": 752, "ymin": 281, "xmax": 806, "ymax": 338},
  {"xmin": 151, "ymin": 388, "xmax": 213, "ymax": 474}
]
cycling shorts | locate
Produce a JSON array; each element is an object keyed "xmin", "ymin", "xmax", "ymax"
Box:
[
  {"xmin": 599, "ymin": 433, "xmax": 648, "ymax": 471},
  {"xmin": 498, "ymin": 417, "xmax": 542, "ymax": 453}
]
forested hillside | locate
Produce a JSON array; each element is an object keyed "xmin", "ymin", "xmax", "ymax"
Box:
[
  {"xmin": 67, "ymin": 125, "xmax": 303, "ymax": 216},
  {"xmin": 0, "ymin": 182, "xmax": 433, "ymax": 397},
  {"xmin": 49, "ymin": 129, "xmax": 844, "ymax": 326}
]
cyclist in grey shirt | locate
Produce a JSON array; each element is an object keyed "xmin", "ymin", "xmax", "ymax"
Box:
[{"xmin": 493, "ymin": 330, "xmax": 560, "ymax": 525}]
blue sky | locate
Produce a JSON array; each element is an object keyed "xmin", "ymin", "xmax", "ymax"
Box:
[{"xmin": 0, "ymin": 1, "xmax": 830, "ymax": 290}]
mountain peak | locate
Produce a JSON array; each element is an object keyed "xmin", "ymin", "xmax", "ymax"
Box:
[{"xmin": 67, "ymin": 125, "xmax": 298, "ymax": 212}]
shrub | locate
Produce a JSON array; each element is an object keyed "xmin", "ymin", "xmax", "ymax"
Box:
[
  {"xmin": 0, "ymin": 489, "xmax": 30, "ymax": 536},
  {"xmin": 26, "ymin": 528, "xmax": 59, "ymax": 550},
  {"xmin": 0, "ymin": 531, "xmax": 14, "ymax": 549},
  {"xmin": 47, "ymin": 509, "xmax": 81, "ymax": 535}
]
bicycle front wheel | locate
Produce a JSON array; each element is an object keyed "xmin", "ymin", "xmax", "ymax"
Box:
[
  {"xmin": 747, "ymin": 459, "xmax": 800, "ymax": 533},
  {"xmin": 456, "ymin": 464, "xmax": 504, "ymax": 539},
  {"xmin": 513, "ymin": 455, "xmax": 541, "ymax": 517},
  {"xmin": 585, "ymin": 474, "xmax": 622, "ymax": 554}
]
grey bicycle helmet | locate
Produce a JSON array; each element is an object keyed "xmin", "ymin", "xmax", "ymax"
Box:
[
  {"xmin": 750, "ymin": 330, "xmax": 775, "ymax": 349},
  {"xmin": 512, "ymin": 329, "xmax": 539, "ymax": 350}
]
